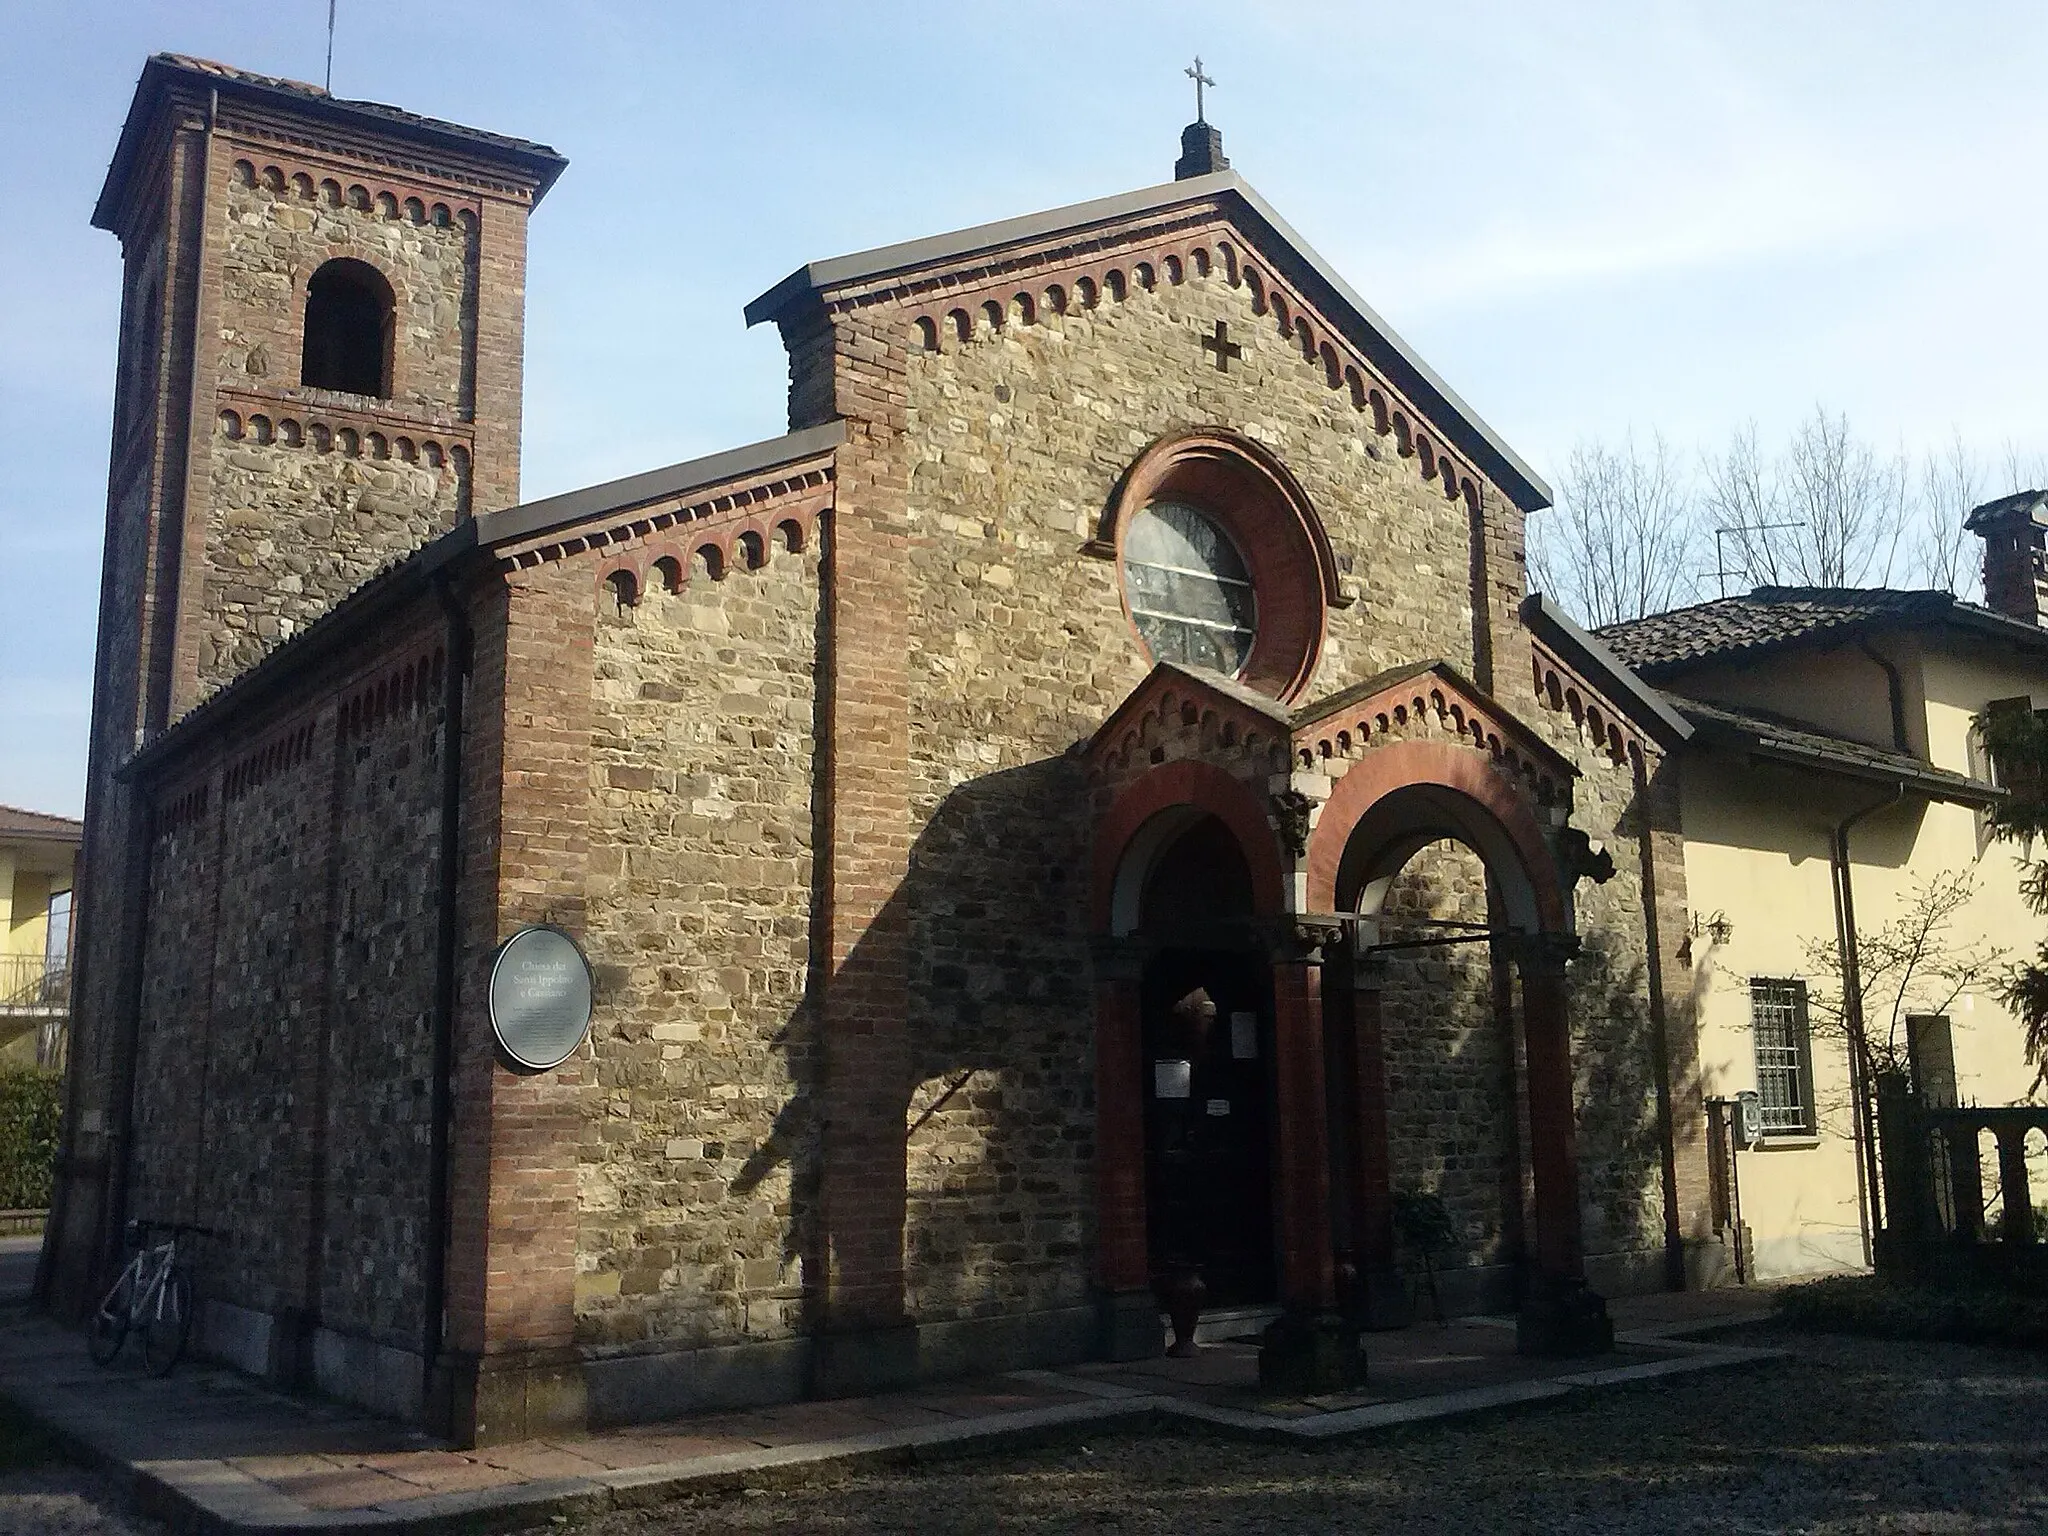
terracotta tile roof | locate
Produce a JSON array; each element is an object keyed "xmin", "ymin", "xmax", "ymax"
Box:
[
  {"xmin": 0, "ymin": 805, "xmax": 84, "ymax": 843},
  {"xmin": 1665, "ymin": 696, "xmax": 1998, "ymax": 805},
  {"xmin": 152, "ymin": 53, "xmax": 566, "ymax": 163},
  {"xmin": 1596, "ymin": 587, "xmax": 1961, "ymax": 676}
]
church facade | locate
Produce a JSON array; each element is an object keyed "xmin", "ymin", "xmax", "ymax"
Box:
[{"xmin": 43, "ymin": 57, "xmax": 1711, "ymax": 1444}]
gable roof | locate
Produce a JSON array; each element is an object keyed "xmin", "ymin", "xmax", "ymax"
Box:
[
  {"xmin": 1669, "ymin": 695, "xmax": 1999, "ymax": 807},
  {"xmin": 744, "ymin": 169, "xmax": 1552, "ymax": 514},
  {"xmin": 95, "ymin": 54, "xmax": 567, "ymax": 232},
  {"xmin": 0, "ymin": 806, "xmax": 84, "ymax": 845},
  {"xmin": 1596, "ymin": 586, "xmax": 2048, "ymax": 678}
]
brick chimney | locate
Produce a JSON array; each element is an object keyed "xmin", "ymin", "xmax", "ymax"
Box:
[{"xmin": 1966, "ymin": 490, "xmax": 2048, "ymax": 624}]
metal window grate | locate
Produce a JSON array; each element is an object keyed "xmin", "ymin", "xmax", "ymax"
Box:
[{"xmin": 1751, "ymin": 978, "xmax": 1812, "ymax": 1133}]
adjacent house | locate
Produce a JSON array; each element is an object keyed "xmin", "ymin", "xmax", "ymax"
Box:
[
  {"xmin": 0, "ymin": 805, "xmax": 80, "ymax": 1071},
  {"xmin": 1530, "ymin": 513, "xmax": 2048, "ymax": 1280}
]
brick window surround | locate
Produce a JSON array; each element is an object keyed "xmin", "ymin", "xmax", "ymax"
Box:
[{"xmin": 1097, "ymin": 429, "xmax": 1340, "ymax": 702}]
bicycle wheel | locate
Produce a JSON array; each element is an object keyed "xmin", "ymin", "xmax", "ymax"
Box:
[
  {"xmin": 142, "ymin": 1268, "xmax": 192, "ymax": 1377},
  {"xmin": 88, "ymin": 1267, "xmax": 134, "ymax": 1366}
]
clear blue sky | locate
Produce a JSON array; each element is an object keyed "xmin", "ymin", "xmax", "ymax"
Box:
[{"xmin": 6, "ymin": 1, "xmax": 2047, "ymax": 816}]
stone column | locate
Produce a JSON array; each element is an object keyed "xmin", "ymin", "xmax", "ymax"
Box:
[
  {"xmin": 1513, "ymin": 933, "xmax": 1612, "ymax": 1357},
  {"xmin": 1335, "ymin": 950, "xmax": 1411, "ymax": 1328},
  {"xmin": 1259, "ymin": 921, "xmax": 1363, "ymax": 1391},
  {"xmin": 1091, "ymin": 939, "xmax": 1161, "ymax": 1360}
]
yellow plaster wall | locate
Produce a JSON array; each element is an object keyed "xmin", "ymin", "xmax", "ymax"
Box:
[{"xmin": 1682, "ymin": 634, "xmax": 2047, "ymax": 1280}]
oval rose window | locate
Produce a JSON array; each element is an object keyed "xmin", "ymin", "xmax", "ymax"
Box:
[{"xmin": 1122, "ymin": 501, "xmax": 1258, "ymax": 677}]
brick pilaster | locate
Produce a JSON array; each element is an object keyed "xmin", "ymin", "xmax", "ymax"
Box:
[
  {"xmin": 442, "ymin": 563, "xmax": 593, "ymax": 1444},
  {"xmin": 467, "ymin": 194, "xmax": 531, "ymax": 515},
  {"xmin": 809, "ymin": 302, "xmax": 917, "ymax": 1384}
]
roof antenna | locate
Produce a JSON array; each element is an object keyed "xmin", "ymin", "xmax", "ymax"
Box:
[{"xmin": 325, "ymin": 0, "xmax": 337, "ymax": 93}]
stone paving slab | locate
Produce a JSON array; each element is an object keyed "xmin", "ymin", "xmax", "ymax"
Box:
[{"xmin": 0, "ymin": 1290, "xmax": 1785, "ymax": 1535}]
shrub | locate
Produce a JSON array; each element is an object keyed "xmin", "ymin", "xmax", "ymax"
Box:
[
  {"xmin": 0, "ymin": 1070, "xmax": 62, "ymax": 1210},
  {"xmin": 1776, "ymin": 1272, "xmax": 2048, "ymax": 1350}
]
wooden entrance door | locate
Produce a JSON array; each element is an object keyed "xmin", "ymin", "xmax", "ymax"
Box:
[{"xmin": 1141, "ymin": 948, "xmax": 1275, "ymax": 1306}]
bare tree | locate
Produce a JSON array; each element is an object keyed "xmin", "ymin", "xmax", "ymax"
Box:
[
  {"xmin": 1800, "ymin": 868, "xmax": 2008, "ymax": 1084},
  {"xmin": 1917, "ymin": 431, "xmax": 1981, "ymax": 601},
  {"xmin": 1706, "ymin": 408, "xmax": 1909, "ymax": 591},
  {"xmin": 1527, "ymin": 431, "xmax": 1699, "ymax": 628}
]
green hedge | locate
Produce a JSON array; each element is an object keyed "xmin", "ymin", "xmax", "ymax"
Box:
[
  {"xmin": 1776, "ymin": 1272, "xmax": 2048, "ymax": 1350},
  {"xmin": 0, "ymin": 1070, "xmax": 61, "ymax": 1210}
]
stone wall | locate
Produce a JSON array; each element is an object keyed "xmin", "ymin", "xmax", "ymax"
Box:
[
  {"xmin": 575, "ymin": 540, "xmax": 820, "ymax": 1355},
  {"xmin": 1536, "ymin": 713, "xmax": 1700, "ymax": 1281},
  {"xmin": 216, "ymin": 162, "xmax": 477, "ymax": 412},
  {"xmin": 126, "ymin": 616, "xmax": 453, "ymax": 1352},
  {"xmin": 202, "ymin": 424, "xmax": 465, "ymax": 682},
  {"xmin": 894, "ymin": 259, "xmax": 1494, "ymax": 1322},
  {"xmin": 1377, "ymin": 841, "xmax": 1518, "ymax": 1271},
  {"xmin": 193, "ymin": 161, "xmax": 481, "ymax": 692}
]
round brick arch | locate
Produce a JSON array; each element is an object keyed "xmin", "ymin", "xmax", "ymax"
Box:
[
  {"xmin": 1304, "ymin": 739, "xmax": 1568, "ymax": 932},
  {"xmin": 1091, "ymin": 759, "xmax": 1286, "ymax": 935}
]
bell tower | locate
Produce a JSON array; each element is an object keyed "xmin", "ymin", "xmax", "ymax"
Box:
[
  {"xmin": 40, "ymin": 54, "xmax": 564, "ymax": 1317},
  {"xmin": 87, "ymin": 54, "xmax": 565, "ymax": 720}
]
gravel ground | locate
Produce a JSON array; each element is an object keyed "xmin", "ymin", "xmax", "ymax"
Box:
[
  {"xmin": 2, "ymin": 1325, "xmax": 2042, "ymax": 1534},
  {"xmin": 591, "ymin": 1327, "xmax": 2048, "ymax": 1535},
  {"xmin": 0, "ymin": 1470, "xmax": 165, "ymax": 1536}
]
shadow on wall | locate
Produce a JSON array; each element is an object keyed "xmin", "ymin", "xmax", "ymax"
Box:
[
  {"xmin": 730, "ymin": 752, "xmax": 1097, "ymax": 1337},
  {"xmin": 1568, "ymin": 927, "xmax": 1690, "ymax": 1266}
]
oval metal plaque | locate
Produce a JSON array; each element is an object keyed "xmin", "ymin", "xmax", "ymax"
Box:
[{"xmin": 488, "ymin": 925, "xmax": 593, "ymax": 1071}]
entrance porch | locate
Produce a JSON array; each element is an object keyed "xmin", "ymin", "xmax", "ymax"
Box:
[{"xmin": 1087, "ymin": 661, "xmax": 1618, "ymax": 1386}]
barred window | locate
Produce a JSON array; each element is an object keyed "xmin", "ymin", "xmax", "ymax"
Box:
[{"xmin": 1751, "ymin": 978, "xmax": 1815, "ymax": 1135}]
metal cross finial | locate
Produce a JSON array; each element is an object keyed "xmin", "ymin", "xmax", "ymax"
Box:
[{"xmin": 1186, "ymin": 57, "xmax": 1216, "ymax": 123}]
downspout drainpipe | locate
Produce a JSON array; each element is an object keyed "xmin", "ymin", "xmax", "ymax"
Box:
[
  {"xmin": 423, "ymin": 574, "xmax": 470, "ymax": 1398},
  {"xmin": 1857, "ymin": 637, "xmax": 1912, "ymax": 754},
  {"xmin": 1830, "ymin": 781, "xmax": 1904, "ymax": 1269}
]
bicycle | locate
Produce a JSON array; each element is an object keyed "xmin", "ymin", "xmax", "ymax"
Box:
[{"xmin": 88, "ymin": 1220, "xmax": 215, "ymax": 1376}]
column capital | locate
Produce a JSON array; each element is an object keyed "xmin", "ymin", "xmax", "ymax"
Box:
[
  {"xmin": 1270, "ymin": 916, "xmax": 1344, "ymax": 966},
  {"xmin": 1503, "ymin": 930, "xmax": 1580, "ymax": 977}
]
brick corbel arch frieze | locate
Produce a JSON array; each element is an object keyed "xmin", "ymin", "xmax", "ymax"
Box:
[
  {"xmin": 1091, "ymin": 758, "xmax": 1287, "ymax": 936},
  {"xmin": 1303, "ymin": 738, "xmax": 1568, "ymax": 932}
]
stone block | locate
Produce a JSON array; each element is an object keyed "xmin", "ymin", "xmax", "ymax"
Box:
[
  {"xmin": 1095, "ymin": 1289, "xmax": 1165, "ymax": 1361},
  {"xmin": 1257, "ymin": 1311, "xmax": 1366, "ymax": 1393},
  {"xmin": 810, "ymin": 1321, "xmax": 919, "ymax": 1400},
  {"xmin": 1516, "ymin": 1273, "xmax": 1615, "ymax": 1358}
]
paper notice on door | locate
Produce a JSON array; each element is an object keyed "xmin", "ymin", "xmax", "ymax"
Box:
[
  {"xmin": 1154, "ymin": 1059, "xmax": 1192, "ymax": 1099},
  {"xmin": 1230, "ymin": 1012, "xmax": 1258, "ymax": 1059},
  {"xmin": 1205, "ymin": 1099, "xmax": 1231, "ymax": 1117}
]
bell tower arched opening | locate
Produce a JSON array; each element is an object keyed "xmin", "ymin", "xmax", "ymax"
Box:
[{"xmin": 301, "ymin": 257, "xmax": 396, "ymax": 398}]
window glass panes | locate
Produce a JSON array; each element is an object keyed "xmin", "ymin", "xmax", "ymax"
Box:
[{"xmin": 1122, "ymin": 501, "xmax": 1256, "ymax": 677}]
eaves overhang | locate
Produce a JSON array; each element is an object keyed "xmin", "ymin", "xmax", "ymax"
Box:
[
  {"xmin": 1521, "ymin": 593, "xmax": 1694, "ymax": 748},
  {"xmin": 94, "ymin": 53, "xmax": 568, "ymax": 234},
  {"xmin": 118, "ymin": 423, "xmax": 844, "ymax": 785},
  {"xmin": 1672, "ymin": 696, "xmax": 2002, "ymax": 809}
]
